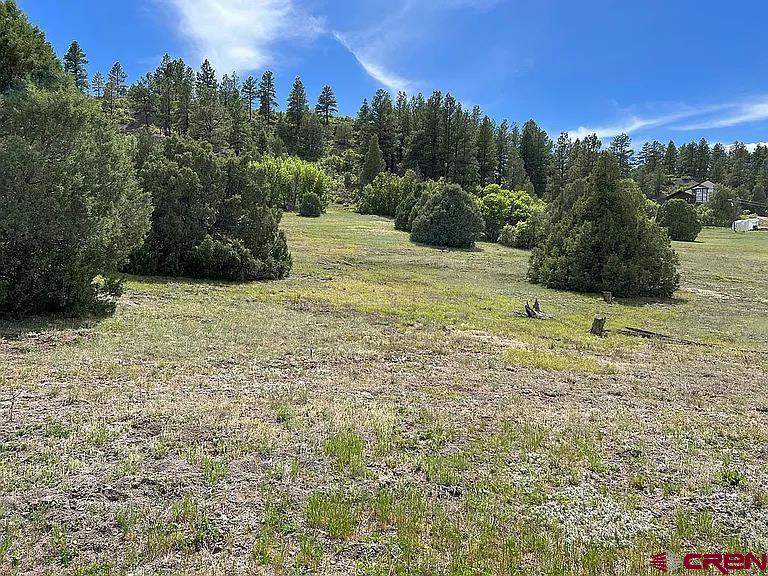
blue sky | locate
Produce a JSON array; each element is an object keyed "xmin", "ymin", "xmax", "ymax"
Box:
[{"xmin": 18, "ymin": 0, "xmax": 768, "ymax": 149}]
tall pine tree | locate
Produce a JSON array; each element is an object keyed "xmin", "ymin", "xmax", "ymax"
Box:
[
  {"xmin": 315, "ymin": 85, "xmax": 337, "ymax": 125},
  {"xmin": 63, "ymin": 41, "xmax": 88, "ymax": 92}
]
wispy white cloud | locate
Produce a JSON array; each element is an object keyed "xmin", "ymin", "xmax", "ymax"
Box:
[
  {"xmin": 333, "ymin": 32, "xmax": 414, "ymax": 93},
  {"xmin": 673, "ymin": 98, "xmax": 768, "ymax": 130},
  {"xmin": 566, "ymin": 108, "xmax": 715, "ymax": 140},
  {"xmin": 163, "ymin": 0, "xmax": 324, "ymax": 73},
  {"xmin": 567, "ymin": 96, "xmax": 768, "ymax": 141}
]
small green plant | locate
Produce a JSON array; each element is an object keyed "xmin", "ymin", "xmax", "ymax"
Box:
[
  {"xmin": 325, "ymin": 430, "xmax": 365, "ymax": 473},
  {"xmin": 306, "ymin": 493, "xmax": 357, "ymax": 539},
  {"xmin": 296, "ymin": 534, "xmax": 324, "ymax": 571},
  {"xmin": 49, "ymin": 524, "xmax": 76, "ymax": 566}
]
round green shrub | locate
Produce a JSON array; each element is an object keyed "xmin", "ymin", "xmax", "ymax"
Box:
[
  {"xmin": 410, "ymin": 183, "xmax": 484, "ymax": 248},
  {"xmin": 299, "ymin": 192, "xmax": 323, "ymax": 217},
  {"xmin": 529, "ymin": 153, "xmax": 679, "ymax": 298},
  {"xmin": 656, "ymin": 199, "xmax": 702, "ymax": 241},
  {"xmin": 0, "ymin": 85, "xmax": 151, "ymax": 315}
]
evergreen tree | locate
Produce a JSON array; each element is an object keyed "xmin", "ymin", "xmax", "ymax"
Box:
[
  {"xmin": 370, "ymin": 89, "xmax": 398, "ymax": 171},
  {"xmin": 529, "ymin": 152, "xmax": 679, "ymax": 298},
  {"xmin": 173, "ymin": 61, "xmax": 195, "ymax": 135},
  {"xmin": 63, "ymin": 40, "xmax": 88, "ymax": 92},
  {"xmin": 476, "ymin": 116, "xmax": 497, "ymax": 186},
  {"xmin": 709, "ymin": 143, "xmax": 728, "ymax": 183},
  {"xmin": 354, "ymin": 98, "xmax": 374, "ymax": 155},
  {"xmin": 190, "ymin": 59, "xmax": 228, "ymax": 148},
  {"xmin": 520, "ymin": 120, "xmax": 551, "ymax": 196},
  {"xmin": 550, "ymin": 132, "xmax": 572, "ymax": 196},
  {"xmin": 242, "ymin": 75, "xmax": 257, "ymax": 122},
  {"xmin": 286, "ymin": 76, "xmax": 308, "ymax": 152},
  {"xmin": 107, "ymin": 61, "xmax": 127, "ymax": 97},
  {"xmin": 315, "ymin": 85, "xmax": 337, "ymax": 125},
  {"xmin": 91, "ymin": 71, "xmax": 104, "ymax": 97},
  {"xmin": 127, "ymin": 73, "xmax": 155, "ymax": 128},
  {"xmin": 494, "ymin": 120, "xmax": 510, "ymax": 186},
  {"xmin": 154, "ymin": 54, "xmax": 175, "ymax": 136},
  {"xmin": 663, "ymin": 141, "xmax": 678, "ymax": 174},
  {"xmin": 0, "ymin": 0, "xmax": 62, "ymax": 92},
  {"xmin": 608, "ymin": 132, "xmax": 633, "ymax": 177},
  {"xmin": 569, "ymin": 134, "xmax": 601, "ymax": 180},
  {"xmin": 299, "ymin": 113, "xmax": 325, "ymax": 160},
  {"xmin": 258, "ymin": 70, "xmax": 277, "ymax": 126},
  {"xmin": 361, "ymin": 134, "xmax": 386, "ymax": 187},
  {"xmin": 395, "ymin": 91, "xmax": 412, "ymax": 165}
]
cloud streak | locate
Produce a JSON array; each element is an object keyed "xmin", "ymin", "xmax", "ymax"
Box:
[
  {"xmin": 673, "ymin": 98, "xmax": 768, "ymax": 130},
  {"xmin": 568, "ymin": 96, "xmax": 768, "ymax": 141},
  {"xmin": 333, "ymin": 32, "xmax": 414, "ymax": 93},
  {"xmin": 163, "ymin": 0, "xmax": 324, "ymax": 73}
]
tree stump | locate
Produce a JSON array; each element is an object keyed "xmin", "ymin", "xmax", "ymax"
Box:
[
  {"xmin": 590, "ymin": 315, "xmax": 606, "ymax": 337},
  {"xmin": 602, "ymin": 291, "xmax": 614, "ymax": 304}
]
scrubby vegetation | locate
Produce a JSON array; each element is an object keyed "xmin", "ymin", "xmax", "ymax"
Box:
[
  {"xmin": 298, "ymin": 192, "xmax": 323, "ymax": 217},
  {"xmin": 127, "ymin": 137, "xmax": 291, "ymax": 281},
  {"xmin": 656, "ymin": 199, "xmax": 703, "ymax": 242},
  {"xmin": 529, "ymin": 154, "xmax": 680, "ymax": 298},
  {"xmin": 410, "ymin": 183, "xmax": 484, "ymax": 248}
]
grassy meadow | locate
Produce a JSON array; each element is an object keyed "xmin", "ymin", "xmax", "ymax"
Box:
[{"xmin": 1, "ymin": 208, "xmax": 767, "ymax": 575}]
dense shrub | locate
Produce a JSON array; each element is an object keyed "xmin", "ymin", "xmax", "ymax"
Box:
[
  {"xmin": 0, "ymin": 85, "xmax": 151, "ymax": 315},
  {"xmin": 656, "ymin": 199, "xmax": 702, "ymax": 241},
  {"xmin": 499, "ymin": 211, "xmax": 548, "ymax": 250},
  {"xmin": 696, "ymin": 205, "xmax": 717, "ymax": 226},
  {"xmin": 127, "ymin": 137, "xmax": 291, "ymax": 281},
  {"xmin": 252, "ymin": 155, "xmax": 331, "ymax": 212},
  {"xmin": 395, "ymin": 180, "xmax": 440, "ymax": 231},
  {"xmin": 707, "ymin": 183, "xmax": 740, "ymax": 227},
  {"xmin": 358, "ymin": 170, "xmax": 417, "ymax": 217},
  {"xmin": 410, "ymin": 183, "xmax": 484, "ymax": 248},
  {"xmin": 644, "ymin": 198, "xmax": 659, "ymax": 221},
  {"xmin": 299, "ymin": 192, "xmax": 323, "ymax": 217},
  {"xmin": 478, "ymin": 185, "xmax": 544, "ymax": 242},
  {"xmin": 0, "ymin": 0, "xmax": 63, "ymax": 92},
  {"xmin": 529, "ymin": 153, "xmax": 679, "ymax": 298}
]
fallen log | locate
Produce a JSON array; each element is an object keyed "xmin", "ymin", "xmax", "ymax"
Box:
[{"xmin": 618, "ymin": 327, "xmax": 707, "ymax": 347}]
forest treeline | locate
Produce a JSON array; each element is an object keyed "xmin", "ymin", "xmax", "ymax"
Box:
[{"xmin": 0, "ymin": 0, "xmax": 764, "ymax": 315}]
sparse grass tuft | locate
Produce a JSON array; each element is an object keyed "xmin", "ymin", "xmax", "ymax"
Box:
[{"xmin": 306, "ymin": 493, "xmax": 358, "ymax": 539}]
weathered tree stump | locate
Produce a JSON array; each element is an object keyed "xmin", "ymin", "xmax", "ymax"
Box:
[
  {"xmin": 602, "ymin": 291, "xmax": 614, "ymax": 304},
  {"xmin": 590, "ymin": 315, "xmax": 606, "ymax": 337}
]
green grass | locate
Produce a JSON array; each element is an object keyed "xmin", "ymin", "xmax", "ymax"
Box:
[{"xmin": 1, "ymin": 208, "xmax": 767, "ymax": 575}]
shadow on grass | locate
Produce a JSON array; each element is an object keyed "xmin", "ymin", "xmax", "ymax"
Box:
[
  {"xmin": 0, "ymin": 310, "xmax": 112, "ymax": 340},
  {"xmin": 617, "ymin": 295, "xmax": 688, "ymax": 307}
]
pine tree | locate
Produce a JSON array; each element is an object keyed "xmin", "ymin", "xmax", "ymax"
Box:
[
  {"xmin": 550, "ymin": 132, "xmax": 572, "ymax": 196},
  {"xmin": 520, "ymin": 120, "xmax": 551, "ymax": 196},
  {"xmin": 494, "ymin": 120, "xmax": 510, "ymax": 186},
  {"xmin": 63, "ymin": 41, "xmax": 88, "ymax": 92},
  {"xmin": 258, "ymin": 70, "xmax": 278, "ymax": 126},
  {"xmin": 154, "ymin": 54, "xmax": 175, "ymax": 136},
  {"xmin": 315, "ymin": 85, "xmax": 338, "ymax": 125},
  {"xmin": 242, "ymin": 75, "xmax": 257, "ymax": 122},
  {"xmin": 191, "ymin": 59, "xmax": 227, "ymax": 147},
  {"xmin": 476, "ymin": 116, "xmax": 497, "ymax": 186},
  {"xmin": 127, "ymin": 73, "xmax": 155, "ymax": 128},
  {"xmin": 709, "ymin": 143, "xmax": 729, "ymax": 183},
  {"xmin": 395, "ymin": 91, "xmax": 412, "ymax": 165},
  {"xmin": 663, "ymin": 141, "xmax": 678, "ymax": 174},
  {"xmin": 361, "ymin": 134, "xmax": 386, "ymax": 186},
  {"xmin": 608, "ymin": 132, "xmax": 633, "ymax": 177},
  {"xmin": 174, "ymin": 62, "xmax": 195, "ymax": 135},
  {"xmin": 91, "ymin": 71, "xmax": 104, "ymax": 97},
  {"xmin": 286, "ymin": 76, "xmax": 308, "ymax": 152},
  {"xmin": 103, "ymin": 62, "xmax": 127, "ymax": 116},
  {"xmin": 354, "ymin": 99, "xmax": 374, "ymax": 155},
  {"xmin": 107, "ymin": 61, "xmax": 127, "ymax": 97},
  {"xmin": 371, "ymin": 89, "xmax": 398, "ymax": 171}
]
